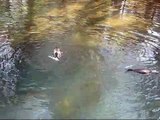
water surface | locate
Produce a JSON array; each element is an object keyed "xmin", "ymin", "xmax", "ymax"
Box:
[{"xmin": 0, "ymin": 0, "xmax": 160, "ymax": 119}]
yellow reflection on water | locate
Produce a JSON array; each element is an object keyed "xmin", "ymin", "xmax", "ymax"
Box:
[
  {"xmin": 105, "ymin": 15, "xmax": 139, "ymax": 28},
  {"xmin": 34, "ymin": 17, "xmax": 50, "ymax": 32},
  {"xmin": 56, "ymin": 97, "xmax": 74, "ymax": 117}
]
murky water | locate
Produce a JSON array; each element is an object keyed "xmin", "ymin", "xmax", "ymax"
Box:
[{"xmin": 0, "ymin": 0, "xmax": 160, "ymax": 119}]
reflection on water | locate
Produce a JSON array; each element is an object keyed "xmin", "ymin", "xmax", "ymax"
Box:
[{"xmin": 0, "ymin": 0, "xmax": 160, "ymax": 119}]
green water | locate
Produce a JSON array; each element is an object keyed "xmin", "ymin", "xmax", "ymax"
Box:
[{"xmin": 0, "ymin": 0, "xmax": 160, "ymax": 119}]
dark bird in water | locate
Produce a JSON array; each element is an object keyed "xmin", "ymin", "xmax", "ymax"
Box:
[{"xmin": 126, "ymin": 68, "xmax": 159, "ymax": 75}]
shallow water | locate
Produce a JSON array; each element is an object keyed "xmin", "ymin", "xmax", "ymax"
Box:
[{"xmin": 0, "ymin": 0, "xmax": 160, "ymax": 119}]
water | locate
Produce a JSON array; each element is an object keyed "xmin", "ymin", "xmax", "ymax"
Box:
[{"xmin": 0, "ymin": 0, "xmax": 160, "ymax": 119}]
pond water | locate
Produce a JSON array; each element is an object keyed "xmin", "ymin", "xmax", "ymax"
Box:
[{"xmin": 0, "ymin": 0, "xmax": 160, "ymax": 119}]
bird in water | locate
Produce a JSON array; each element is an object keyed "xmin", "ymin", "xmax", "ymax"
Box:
[
  {"xmin": 126, "ymin": 68, "xmax": 159, "ymax": 75},
  {"xmin": 53, "ymin": 47, "xmax": 63, "ymax": 59}
]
